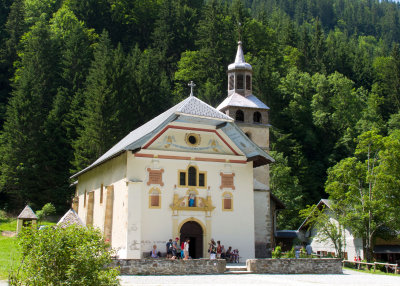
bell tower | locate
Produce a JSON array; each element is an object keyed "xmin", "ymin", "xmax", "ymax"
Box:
[
  {"xmin": 217, "ymin": 41, "xmax": 273, "ymax": 258},
  {"xmin": 227, "ymin": 41, "xmax": 253, "ymax": 97}
]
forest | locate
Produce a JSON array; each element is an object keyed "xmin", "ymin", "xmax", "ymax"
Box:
[{"xmin": 0, "ymin": 0, "xmax": 400, "ymax": 230}]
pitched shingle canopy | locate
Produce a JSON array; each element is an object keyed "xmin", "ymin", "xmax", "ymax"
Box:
[
  {"xmin": 17, "ymin": 205, "xmax": 37, "ymax": 220},
  {"xmin": 57, "ymin": 209, "xmax": 85, "ymax": 228},
  {"xmin": 216, "ymin": 93, "xmax": 270, "ymax": 111}
]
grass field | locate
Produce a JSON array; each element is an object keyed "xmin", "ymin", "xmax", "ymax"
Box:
[
  {"xmin": 0, "ymin": 218, "xmax": 56, "ymax": 280},
  {"xmin": 343, "ymin": 266, "xmax": 399, "ymax": 276},
  {"xmin": 0, "ymin": 218, "xmax": 19, "ymax": 280}
]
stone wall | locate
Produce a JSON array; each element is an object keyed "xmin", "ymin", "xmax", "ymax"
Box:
[
  {"xmin": 246, "ymin": 258, "xmax": 342, "ymax": 274},
  {"xmin": 113, "ymin": 259, "xmax": 226, "ymax": 275}
]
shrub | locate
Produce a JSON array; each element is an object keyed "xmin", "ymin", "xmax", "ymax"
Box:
[
  {"xmin": 272, "ymin": 246, "xmax": 282, "ymax": 258},
  {"xmin": 9, "ymin": 225, "xmax": 120, "ymax": 285},
  {"xmin": 35, "ymin": 203, "xmax": 56, "ymax": 222},
  {"xmin": 285, "ymin": 247, "xmax": 296, "ymax": 258},
  {"xmin": 0, "ymin": 210, "xmax": 7, "ymax": 223}
]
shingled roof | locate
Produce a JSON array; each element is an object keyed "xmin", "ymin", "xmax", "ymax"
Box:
[
  {"xmin": 72, "ymin": 95, "xmax": 252, "ymax": 178},
  {"xmin": 17, "ymin": 205, "xmax": 37, "ymax": 220},
  {"xmin": 71, "ymin": 91, "xmax": 275, "ymax": 179},
  {"xmin": 216, "ymin": 93, "xmax": 270, "ymax": 111},
  {"xmin": 57, "ymin": 209, "xmax": 85, "ymax": 228}
]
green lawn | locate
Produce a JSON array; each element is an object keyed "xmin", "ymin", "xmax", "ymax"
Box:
[
  {"xmin": 0, "ymin": 218, "xmax": 19, "ymax": 280},
  {"xmin": 0, "ymin": 235, "xmax": 19, "ymax": 280},
  {"xmin": 0, "ymin": 218, "xmax": 55, "ymax": 280},
  {"xmin": 343, "ymin": 266, "xmax": 399, "ymax": 276}
]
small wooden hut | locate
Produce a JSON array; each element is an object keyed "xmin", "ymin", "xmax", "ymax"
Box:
[{"xmin": 16, "ymin": 205, "xmax": 38, "ymax": 234}]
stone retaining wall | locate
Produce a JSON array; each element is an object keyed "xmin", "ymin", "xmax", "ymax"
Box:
[
  {"xmin": 246, "ymin": 258, "xmax": 342, "ymax": 274},
  {"xmin": 113, "ymin": 259, "xmax": 226, "ymax": 275}
]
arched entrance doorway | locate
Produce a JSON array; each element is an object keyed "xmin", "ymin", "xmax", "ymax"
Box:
[{"xmin": 180, "ymin": 221, "xmax": 203, "ymax": 259}]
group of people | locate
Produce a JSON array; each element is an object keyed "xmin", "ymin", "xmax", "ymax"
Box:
[
  {"xmin": 208, "ymin": 238, "xmax": 239, "ymax": 263},
  {"xmin": 165, "ymin": 237, "xmax": 190, "ymax": 260},
  {"xmin": 151, "ymin": 238, "xmax": 239, "ymax": 262}
]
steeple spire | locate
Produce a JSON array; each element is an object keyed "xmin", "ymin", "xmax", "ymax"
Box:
[
  {"xmin": 234, "ymin": 41, "xmax": 245, "ymax": 64},
  {"xmin": 228, "ymin": 41, "xmax": 252, "ymax": 72}
]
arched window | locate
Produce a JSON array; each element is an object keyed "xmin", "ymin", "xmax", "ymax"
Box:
[
  {"xmin": 246, "ymin": 75, "xmax": 251, "ymax": 90},
  {"xmin": 229, "ymin": 74, "xmax": 234, "ymax": 90},
  {"xmin": 236, "ymin": 74, "xmax": 244, "ymax": 89},
  {"xmin": 178, "ymin": 166, "xmax": 206, "ymax": 188},
  {"xmin": 235, "ymin": 110, "xmax": 244, "ymax": 122},
  {"xmin": 253, "ymin": 111, "xmax": 261, "ymax": 123},
  {"xmin": 222, "ymin": 192, "xmax": 233, "ymax": 211},
  {"xmin": 149, "ymin": 188, "xmax": 161, "ymax": 208},
  {"xmin": 188, "ymin": 166, "xmax": 197, "ymax": 186}
]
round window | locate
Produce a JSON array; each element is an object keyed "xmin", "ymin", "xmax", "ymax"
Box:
[
  {"xmin": 185, "ymin": 133, "xmax": 201, "ymax": 147},
  {"xmin": 188, "ymin": 135, "xmax": 197, "ymax": 145}
]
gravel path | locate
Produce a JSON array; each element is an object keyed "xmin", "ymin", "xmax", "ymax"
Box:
[{"xmin": 119, "ymin": 269, "xmax": 400, "ymax": 286}]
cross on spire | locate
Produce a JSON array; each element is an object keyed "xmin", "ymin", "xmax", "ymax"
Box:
[{"xmin": 188, "ymin": 81, "xmax": 196, "ymax": 97}]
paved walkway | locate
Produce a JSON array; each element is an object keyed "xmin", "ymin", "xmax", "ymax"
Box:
[
  {"xmin": 119, "ymin": 269, "xmax": 400, "ymax": 285},
  {"xmin": 2, "ymin": 269, "xmax": 399, "ymax": 285}
]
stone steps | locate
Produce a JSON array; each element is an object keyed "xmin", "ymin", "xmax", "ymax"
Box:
[
  {"xmin": 224, "ymin": 270, "xmax": 253, "ymax": 274},
  {"xmin": 225, "ymin": 266, "xmax": 252, "ymax": 274}
]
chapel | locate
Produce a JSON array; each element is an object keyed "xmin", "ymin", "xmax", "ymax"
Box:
[{"xmin": 71, "ymin": 41, "xmax": 283, "ymax": 260}]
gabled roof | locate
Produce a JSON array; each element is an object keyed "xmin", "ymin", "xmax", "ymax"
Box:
[
  {"xmin": 72, "ymin": 96, "xmax": 239, "ymax": 178},
  {"xmin": 72, "ymin": 94, "xmax": 274, "ymax": 178},
  {"xmin": 297, "ymin": 199, "xmax": 331, "ymax": 231},
  {"xmin": 17, "ymin": 205, "xmax": 37, "ymax": 220},
  {"xmin": 57, "ymin": 209, "xmax": 85, "ymax": 228},
  {"xmin": 176, "ymin": 95, "xmax": 233, "ymax": 120},
  {"xmin": 216, "ymin": 93, "xmax": 270, "ymax": 111}
]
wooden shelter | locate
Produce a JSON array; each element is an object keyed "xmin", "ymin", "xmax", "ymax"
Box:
[{"xmin": 16, "ymin": 205, "xmax": 38, "ymax": 233}]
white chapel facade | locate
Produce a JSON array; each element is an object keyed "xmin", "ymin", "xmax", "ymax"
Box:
[{"xmin": 71, "ymin": 42, "xmax": 279, "ymax": 260}]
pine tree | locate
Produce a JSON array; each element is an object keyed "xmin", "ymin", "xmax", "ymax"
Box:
[
  {"xmin": 0, "ymin": 16, "xmax": 62, "ymax": 210},
  {"xmin": 0, "ymin": 0, "xmax": 26, "ymax": 125}
]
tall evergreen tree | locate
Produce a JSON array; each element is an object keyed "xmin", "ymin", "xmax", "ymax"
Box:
[
  {"xmin": 0, "ymin": 0, "xmax": 26, "ymax": 125},
  {"xmin": 0, "ymin": 16, "xmax": 62, "ymax": 210}
]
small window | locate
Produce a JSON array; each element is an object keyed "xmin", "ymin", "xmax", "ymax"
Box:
[
  {"xmin": 253, "ymin": 111, "xmax": 261, "ymax": 123},
  {"xmin": 246, "ymin": 75, "xmax": 251, "ymax": 90},
  {"xmin": 179, "ymin": 172, "xmax": 186, "ymax": 186},
  {"xmin": 100, "ymin": 184, "xmax": 103, "ymax": 204},
  {"xmin": 222, "ymin": 192, "xmax": 233, "ymax": 211},
  {"xmin": 199, "ymin": 173, "xmax": 205, "ymax": 187},
  {"xmin": 185, "ymin": 133, "xmax": 200, "ymax": 147},
  {"xmin": 188, "ymin": 166, "xmax": 197, "ymax": 186},
  {"xmin": 235, "ymin": 110, "xmax": 244, "ymax": 121},
  {"xmin": 229, "ymin": 74, "xmax": 234, "ymax": 90},
  {"xmin": 188, "ymin": 135, "xmax": 197, "ymax": 145},
  {"xmin": 237, "ymin": 74, "xmax": 244, "ymax": 89},
  {"xmin": 149, "ymin": 189, "xmax": 161, "ymax": 208}
]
